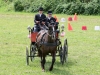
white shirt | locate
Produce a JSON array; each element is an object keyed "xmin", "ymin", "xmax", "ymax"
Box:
[
  {"xmin": 48, "ymin": 17, "xmax": 51, "ymax": 20},
  {"xmin": 39, "ymin": 14, "xmax": 42, "ymax": 17}
]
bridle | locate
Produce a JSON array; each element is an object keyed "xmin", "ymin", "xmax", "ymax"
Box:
[{"xmin": 48, "ymin": 22, "xmax": 56, "ymax": 40}]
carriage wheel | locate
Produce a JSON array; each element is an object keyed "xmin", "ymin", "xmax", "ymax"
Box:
[
  {"xmin": 62, "ymin": 39, "xmax": 68, "ymax": 65},
  {"xmin": 59, "ymin": 46, "xmax": 63, "ymax": 64},
  {"xmin": 30, "ymin": 44, "xmax": 36, "ymax": 61},
  {"xmin": 26, "ymin": 47, "xmax": 29, "ymax": 65},
  {"xmin": 64, "ymin": 39, "xmax": 68, "ymax": 62}
]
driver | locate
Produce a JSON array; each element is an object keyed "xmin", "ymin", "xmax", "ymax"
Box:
[{"xmin": 33, "ymin": 7, "xmax": 46, "ymax": 32}]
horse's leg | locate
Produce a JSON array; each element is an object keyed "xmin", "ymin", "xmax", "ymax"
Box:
[
  {"xmin": 38, "ymin": 48, "xmax": 41, "ymax": 57},
  {"xmin": 40, "ymin": 54, "xmax": 42, "ymax": 68},
  {"xmin": 40, "ymin": 51, "xmax": 44, "ymax": 71},
  {"xmin": 41, "ymin": 55, "xmax": 46, "ymax": 72},
  {"xmin": 49, "ymin": 52, "xmax": 56, "ymax": 71},
  {"xmin": 38, "ymin": 49, "xmax": 44, "ymax": 71}
]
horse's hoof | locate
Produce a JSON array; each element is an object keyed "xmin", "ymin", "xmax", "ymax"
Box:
[
  {"xmin": 49, "ymin": 68, "xmax": 53, "ymax": 71},
  {"xmin": 42, "ymin": 69, "xmax": 45, "ymax": 72}
]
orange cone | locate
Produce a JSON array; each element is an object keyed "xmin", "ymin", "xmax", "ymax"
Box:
[
  {"xmin": 68, "ymin": 22, "xmax": 73, "ymax": 31},
  {"xmin": 73, "ymin": 13, "xmax": 77, "ymax": 21},
  {"xmin": 54, "ymin": 15, "xmax": 59, "ymax": 22}
]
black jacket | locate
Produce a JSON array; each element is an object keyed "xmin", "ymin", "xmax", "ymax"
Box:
[
  {"xmin": 46, "ymin": 17, "xmax": 59, "ymax": 30},
  {"xmin": 45, "ymin": 17, "xmax": 56, "ymax": 26},
  {"xmin": 34, "ymin": 14, "xmax": 46, "ymax": 24}
]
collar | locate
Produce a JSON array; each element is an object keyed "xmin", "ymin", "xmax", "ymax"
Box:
[
  {"xmin": 39, "ymin": 14, "xmax": 42, "ymax": 17},
  {"xmin": 48, "ymin": 17, "xmax": 51, "ymax": 20}
]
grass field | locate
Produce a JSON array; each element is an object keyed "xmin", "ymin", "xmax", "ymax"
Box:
[{"xmin": 0, "ymin": 12, "xmax": 100, "ymax": 75}]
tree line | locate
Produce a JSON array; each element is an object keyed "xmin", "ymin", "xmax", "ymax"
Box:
[{"xmin": 1, "ymin": 0, "xmax": 100, "ymax": 15}]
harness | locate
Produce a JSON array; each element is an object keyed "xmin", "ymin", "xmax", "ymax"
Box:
[{"xmin": 39, "ymin": 32, "xmax": 59, "ymax": 46}]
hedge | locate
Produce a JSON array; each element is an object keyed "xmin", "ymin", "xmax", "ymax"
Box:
[{"xmin": 1, "ymin": 0, "xmax": 100, "ymax": 15}]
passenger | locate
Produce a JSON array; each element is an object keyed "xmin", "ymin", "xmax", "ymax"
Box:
[{"xmin": 45, "ymin": 10, "xmax": 59, "ymax": 30}]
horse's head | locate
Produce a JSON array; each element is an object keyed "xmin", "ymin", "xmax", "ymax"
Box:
[{"xmin": 48, "ymin": 21, "xmax": 56, "ymax": 40}]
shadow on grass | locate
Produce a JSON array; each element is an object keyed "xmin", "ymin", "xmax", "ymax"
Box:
[
  {"xmin": 44, "ymin": 59, "xmax": 75, "ymax": 75},
  {"xmin": 50, "ymin": 68, "xmax": 71, "ymax": 75},
  {"xmin": 26, "ymin": 57, "xmax": 76, "ymax": 75}
]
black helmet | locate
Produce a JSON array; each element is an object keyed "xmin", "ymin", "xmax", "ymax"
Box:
[
  {"xmin": 38, "ymin": 7, "xmax": 43, "ymax": 11},
  {"xmin": 47, "ymin": 10, "xmax": 52, "ymax": 14}
]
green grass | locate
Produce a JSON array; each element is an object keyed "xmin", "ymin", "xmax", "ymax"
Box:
[{"xmin": 0, "ymin": 12, "xmax": 100, "ymax": 75}]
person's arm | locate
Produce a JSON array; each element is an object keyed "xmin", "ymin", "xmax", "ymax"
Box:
[
  {"xmin": 34, "ymin": 14, "xmax": 40, "ymax": 24},
  {"xmin": 54, "ymin": 17, "xmax": 59, "ymax": 25},
  {"xmin": 53, "ymin": 18, "xmax": 59, "ymax": 29},
  {"xmin": 41, "ymin": 14, "xmax": 46, "ymax": 25},
  {"xmin": 45, "ymin": 18, "xmax": 49, "ymax": 27},
  {"xmin": 53, "ymin": 18, "xmax": 56, "ymax": 23},
  {"xmin": 34, "ymin": 14, "xmax": 37, "ymax": 23}
]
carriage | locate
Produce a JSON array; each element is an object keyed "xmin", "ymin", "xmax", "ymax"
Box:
[{"xmin": 26, "ymin": 23, "xmax": 68, "ymax": 70}]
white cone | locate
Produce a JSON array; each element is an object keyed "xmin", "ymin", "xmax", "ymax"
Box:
[
  {"xmin": 94, "ymin": 26, "xmax": 100, "ymax": 30},
  {"xmin": 60, "ymin": 18, "xmax": 66, "ymax": 22}
]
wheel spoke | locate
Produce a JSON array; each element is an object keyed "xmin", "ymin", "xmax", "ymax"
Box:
[
  {"xmin": 61, "ymin": 39, "xmax": 68, "ymax": 65},
  {"xmin": 30, "ymin": 44, "xmax": 36, "ymax": 61}
]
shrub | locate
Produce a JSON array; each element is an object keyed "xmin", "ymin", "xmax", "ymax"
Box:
[
  {"xmin": 84, "ymin": 2, "xmax": 100, "ymax": 15},
  {"xmin": 26, "ymin": 0, "xmax": 46, "ymax": 12},
  {"xmin": 54, "ymin": 4, "xmax": 64, "ymax": 14},
  {"xmin": 68, "ymin": 2, "xmax": 86, "ymax": 15},
  {"xmin": 7, "ymin": 2, "xmax": 14, "ymax": 11},
  {"xmin": 14, "ymin": 0, "xmax": 24, "ymax": 11},
  {"xmin": 54, "ymin": 2, "xmax": 85, "ymax": 15},
  {"xmin": 1, "ymin": 0, "xmax": 100, "ymax": 15},
  {"xmin": 62, "ymin": 3, "xmax": 72, "ymax": 14}
]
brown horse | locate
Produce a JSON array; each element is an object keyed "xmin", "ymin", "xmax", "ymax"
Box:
[{"xmin": 36, "ymin": 24, "xmax": 57, "ymax": 71}]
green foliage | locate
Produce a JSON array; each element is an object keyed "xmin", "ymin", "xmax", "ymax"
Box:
[
  {"xmin": 0, "ymin": 0, "xmax": 100, "ymax": 15},
  {"xmin": 84, "ymin": 2, "xmax": 100, "ymax": 15},
  {"xmin": 28, "ymin": 0, "xmax": 46, "ymax": 12},
  {"xmin": 0, "ymin": 0, "xmax": 7, "ymax": 7},
  {"xmin": 54, "ymin": 2, "xmax": 85, "ymax": 15},
  {"xmin": 7, "ymin": 2, "xmax": 14, "ymax": 11},
  {"xmin": 54, "ymin": 4, "xmax": 64, "ymax": 14},
  {"xmin": 14, "ymin": 0, "xmax": 24, "ymax": 11},
  {"xmin": 68, "ymin": 2, "xmax": 82, "ymax": 14},
  {"xmin": 53, "ymin": 1, "xmax": 100, "ymax": 15}
]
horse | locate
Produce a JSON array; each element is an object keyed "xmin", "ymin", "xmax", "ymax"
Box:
[{"xmin": 36, "ymin": 23, "xmax": 57, "ymax": 71}]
